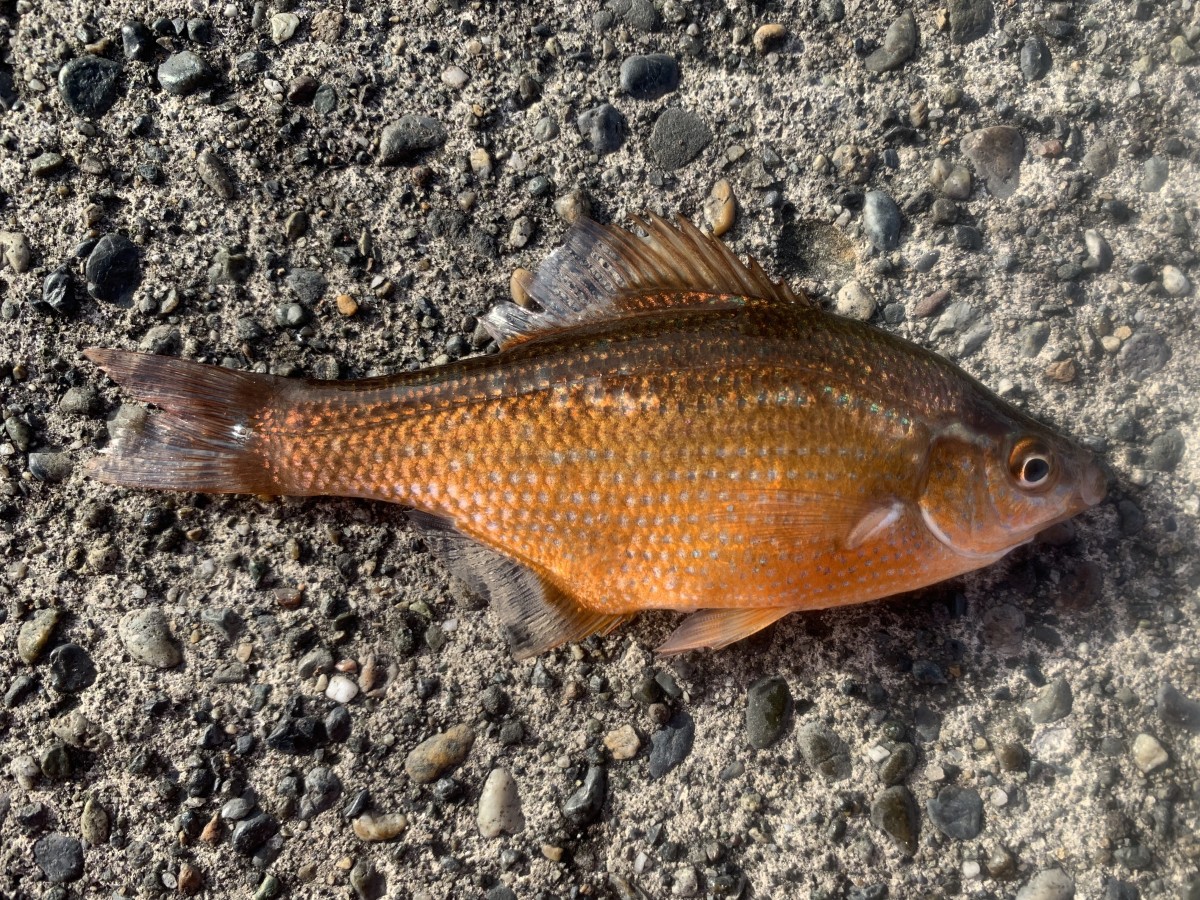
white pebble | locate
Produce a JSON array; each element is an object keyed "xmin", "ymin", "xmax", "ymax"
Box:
[
  {"xmin": 325, "ymin": 674, "xmax": 359, "ymax": 704},
  {"xmin": 990, "ymin": 787, "xmax": 1009, "ymax": 808},
  {"xmin": 835, "ymin": 280, "xmax": 877, "ymax": 320},
  {"xmin": 270, "ymin": 12, "xmax": 300, "ymax": 44},
  {"xmin": 1132, "ymin": 732, "xmax": 1169, "ymax": 773},
  {"xmin": 1161, "ymin": 265, "xmax": 1191, "ymax": 297},
  {"xmin": 477, "ymin": 768, "xmax": 525, "ymax": 838},
  {"xmin": 442, "ymin": 65, "xmax": 469, "ymax": 88},
  {"xmin": 866, "ymin": 744, "xmax": 891, "ymax": 763},
  {"xmin": 962, "ymin": 860, "xmax": 982, "ymax": 879}
]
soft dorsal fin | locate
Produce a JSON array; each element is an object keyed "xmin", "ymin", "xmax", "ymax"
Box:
[
  {"xmin": 481, "ymin": 213, "xmax": 808, "ymax": 349},
  {"xmin": 408, "ymin": 511, "xmax": 630, "ymax": 659}
]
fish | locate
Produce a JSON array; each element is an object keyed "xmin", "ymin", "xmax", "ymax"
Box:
[{"xmin": 84, "ymin": 214, "xmax": 1107, "ymax": 659}]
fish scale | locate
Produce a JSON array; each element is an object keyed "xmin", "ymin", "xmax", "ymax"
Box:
[{"xmin": 85, "ymin": 214, "xmax": 1105, "ymax": 657}]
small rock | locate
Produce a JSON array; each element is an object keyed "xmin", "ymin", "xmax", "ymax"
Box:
[
  {"xmin": 1016, "ymin": 868, "xmax": 1075, "ymax": 900},
  {"xmin": 17, "ymin": 609, "xmax": 60, "ymax": 664},
  {"xmin": 871, "ymin": 786, "xmax": 919, "ymax": 853},
  {"xmin": 157, "ymin": 51, "xmax": 213, "ymax": 96},
  {"xmin": 1020, "ymin": 36, "xmax": 1052, "ymax": 80},
  {"xmin": 619, "ymin": 54, "xmax": 680, "ymax": 100},
  {"xmin": 86, "ymin": 233, "xmax": 140, "ymax": 304},
  {"xmin": 1169, "ymin": 35, "xmax": 1198, "ymax": 65},
  {"xmin": 1131, "ymin": 733, "xmax": 1168, "ymax": 773},
  {"xmin": 270, "ymin": 12, "xmax": 300, "ymax": 44},
  {"xmin": 863, "ymin": 191, "xmax": 902, "ymax": 250},
  {"xmin": 614, "ymin": 0, "xmax": 659, "ymax": 32},
  {"xmin": 554, "ymin": 190, "xmax": 591, "ymax": 224},
  {"xmin": 349, "ymin": 859, "xmax": 383, "ymax": 900},
  {"xmin": 58, "ymin": 56, "xmax": 121, "ymax": 118},
  {"xmin": 753, "ymin": 24, "xmax": 788, "ymax": 54},
  {"xmin": 1029, "ymin": 677, "xmax": 1073, "ymax": 723},
  {"xmin": 59, "ymin": 386, "xmax": 99, "ymax": 417},
  {"xmin": 604, "ymin": 724, "xmax": 641, "ymax": 760},
  {"xmin": 942, "ymin": 167, "xmax": 972, "ymax": 200},
  {"xmin": 1083, "ymin": 140, "xmax": 1118, "ymax": 178},
  {"xmin": 477, "ymin": 768, "xmax": 525, "ymax": 837},
  {"xmin": 1146, "ymin": 428, "xmax": 1185, "ymax": 472},
  {"xmin": 746, "ymin": 676, "xmax": 792, "ymax": 749},
  {"xmin": 404, "ymin": 724, "xmax": 475, "ymax": 783},
  {"xmin": 1161, "ymin": 265, "xmax": 1191, "ymax": 296},
  {"xmin": 836, "ymin": 280, "xmax": 877, "ymax": 320},
  {"xmin": 119, "ymin": 608, "xmax": 182, "ymax": 668},
  {"xmin": 441, "ymin": 65, "xmax": 468, "ymax": 89},
  {"xmin": 1140, "ymin": 157, "xmax": 1168, "ymax": 192},
  {"xmin": 703, "ymin": 179, "xmax": 736, "ymax": 236},
  {"xmin": 29, "ymin": 452, "xmax": 73, "ymax": 483},
  {"xmin": 649, "ymin": 714, "xmax": 695, "ymax": 779},
  {"xmin": 0, "ymin": 230, "xmax": 33, "ymax": 273},
  {"xmin": 325, "ymin": 674, "xmax": 358, "ymax": 704},
  {"xmin": 1118, "ymin": 330, "xmax": 1170, "ymax": 380},
  {"xmin": 1082, "ymin": 230, "xmax": 1113, "ymax": 273},
  {"xmin": 48, "ymin": 643, "xmax": 97, "ymax": 692},
  {"xmin": 796, "ymin": 722, "xmax": 851, "ymax": 781},
  {"xmin": 562, "ymin": 765, "xmax": 606, "ymax": 825},
  {"xmin": 34, "ymin": 833, "xmax": 84, "ymax": 883},
  {"xmin": 286, "ymin": 268, "xmax": 327, "ymax": 304},
  {"xmin": 121, "ymin": 22, "xmax": 155, "ymax": 62},
  {"xmin": 1157, "ymin": 682, "xmax": 1200, "ymax": 732},
  {"xmin": 864, "ymin": 11, "xmax": 917, "ymax": 73},
  {"xmin": 650, "ymin": 108, "xmax": 711, "ymax": 170},
  {"xmin": 299, "ymin": 767, "xmax": 342, "ymax": 819},
  {"xmin": 195, "ymin": 150, "xmax": 234, "ymax": 200},
  {"xmin": 576, "ymin": 103, "xmax": 625, "ymax": 155},
  {"xmin": 378, "ymin": 116, "xmax": 447, "ymax": 164},
  {"xmin": 232, "ymin": 813, "xmax": 278, "ymax": 854},
  {"xmin": 948, "ymin": 0, "xmax": 993, "ymax": 43},
  {"xmin": 962, "ymin": 126, "xmax": 1025, "ymax": 199},
  {"xmin": 879, "ymin": 743, "xmax": 918, "ymax": 785},
  {"xmin": 926, "ymin": 785, "xmax": 983, "ymax": 839},
  {"xmin": 352, "ymin": 812, "xmax": 408, "ymax": 842},
  {"xmin": 31, "ymin": 153, "xmax": 66, "ymax": 178},
  {"xmin": 80, "ymin": 796, "xmax": 110, "ymax": 844}
]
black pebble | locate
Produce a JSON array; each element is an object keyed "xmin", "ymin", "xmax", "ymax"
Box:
[
  {"xmin": 48, "ymin": 644, "xmax": 97, "ymax": 693},
  {"xmin": 85, "ymin": 234, "xmax": 140, "ymax": 304}
]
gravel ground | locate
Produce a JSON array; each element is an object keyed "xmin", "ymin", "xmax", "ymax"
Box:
[{"xmin": 1, "ymin": 0, "xmax": 1199, "ymax": 898}]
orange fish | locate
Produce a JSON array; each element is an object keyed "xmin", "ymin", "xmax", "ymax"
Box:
[{"xmin": 86, "ymin": 215, "xmax": 1106, "ymax": 658}]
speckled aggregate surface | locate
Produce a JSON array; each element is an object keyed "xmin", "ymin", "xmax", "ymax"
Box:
[{"xmin": 0, "ymin": 1, "xmax": 1198, "ymax": 898}]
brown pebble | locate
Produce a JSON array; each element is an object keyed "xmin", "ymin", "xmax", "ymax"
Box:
[
  {"xmin": 915, "ymin": 288, "xmax": 950, "ymax": 317},
  {"xmin": 510, "ymin": 268, "xmax": 534, "ymax": 308},
  {"xmin": 753, "ymin": 23, "xmax": 787, "ymax": 54},
  {"xmin": 352, "ymin": 812, "xmax": 409, "ymax": 842},
  {"xmin": 1040, "ymin": 139, "xmax": 1065, "ymax": 157},
  {"xmin": 404, "ymin": 723, "xmax": 476, "ymax": 783},
  {"xmin": 195, "ymin": 150, "xmax": 235, "ymax": 201},
  {"xmin": 336, "ymin": 293, "xmax": 359, "ymax": 316},
  {"xmin": 541, "ymin": 844, "xmax": 564, "ymax": 862},
  {"xmin": 1045, "ymin": 359, "xmax": 1077, "ymax": 383},
  {"xmin": 199, "ymin": 812, "xmax": 221, "ymax": 844},
  {"xmin": 703, "ymin": 179, "xmax": 737, "ymax": 237},
  {"xmin": 177, "ymin": 862, "xmax": 202, "ymax": 895}
]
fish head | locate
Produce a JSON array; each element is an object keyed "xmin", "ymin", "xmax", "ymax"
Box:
[{"xmin": 918, "ymin": 411, "xmax": 1107, "ymax": 561}]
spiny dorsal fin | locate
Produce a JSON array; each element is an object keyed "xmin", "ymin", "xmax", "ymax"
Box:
[
  {"xmin": 481, "ymin": 213, "xmax": 808, "ymax": 349},
  {"xmin": 408, "ymin": 511, "xmax": 630, "ymax": 659}
]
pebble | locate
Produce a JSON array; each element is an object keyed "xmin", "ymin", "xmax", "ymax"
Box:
[
  {"xmin": 1083, "ymin": 140, "xmax": 1118, "ymax": 178},
  {"xmin": 336, "ymin": 294, "xmax": 359, "ymax": 317},
  {"xmin": 34, "ymin": 833, "xmax": 84, "ymax": 883},
  {"xmin": 1140, "ymin": 157, "xmax": 1168, "ymax": 192},
  {"xmin": 286, "ymin": 268, "xmax": 327, "ymax": 304},
  {"xmin": 948, "ymin": 0, "xmax": 993, "ymax": 43},
  {"xmin": 962, "ymin": 126, "xmax": 1025, "ymax": 200},
  {"xmin": 17, "ymin": 609, "xmax": 60, "ymax": 664},
  {"xmin": 619, "ymin": 54, "xmax": 680, "ymax": 100},
  {"xmin": 60, "ymin": 386, "xmax": 98, "ymax": 417},
  {"xmin": 157, "ymin": 51, "xmax": 213, "ymax": 96},
  {"xmin": 477, "ymin": 768, "xmax": 525, "ymax": 837},
  {"xmin": 862, "ymin": 191, "xmax": 902, "ymax": 250},
  {"xmin": 325, "ymin": 674, "xmax": 358, "ymax": 704},
  {"xmin": 753, "ymin": 24, "xmax": 787, "ymax": 54},
  {"xmin": 28, "ymin": 451, "xmax": 72, "ymax": 483},
  {"xmin": 576, "ymin": 103, "xmax": 625, "ymax": 154},
  {"xmin": 870, "ymin": 786, "xmax": 919, "ymax": 853},
  {"xmin": 1029, "ymin": 677, "xmax": 1073, "ymax": 723},
  {"xmin": 1, "ymin": 230, "xmax": 33, "ymax": 273},
  {"xmin": 703, "ymin": 179, "xmax": 736, "ymax": 236},
  {"xmin": 118, "ymin": 608, "xmax": 182, "ymax": 668},
  {"xmin": 879, "ymin": 743, "xmax": 917, "ymax": 785},
  {"xmin": 349, "ymin": 860, "xmax": 383, "ymax": 900},
  {"xmin": 1016, "ymin": 868, "xmax": 1075, "ymax": 900},
  {"xmin": 796, "ymin": 722, "xmax": 851, "ymax": 781},
  {"xmin": 58, "ymin": 56, "xmax": 121, "ymax": 118},
  {"xmin": 942, "ymin": 167, "xmax": 972, "ymax": 200},
  {"xmin": 270, "ymin": 12, "xmax": 300, "ymax": 44},
  {"xmin": 745, "ymin": 676, "xmax": 792, "ymax": 749},
  {"xmin": 1082, "ymin": 230, "xmax": 1113, "ymax": 273},
  {"xmin": 650, "ymin": 107, "xmax": 711, "ymax": 170},
  {"xmin": 562, "ymin": 765, "xmax": 606, "ymax": 825},
  {"xmin": 1020, "ymin": 36, "xmax": 1052, "ymax": 80},
  {"xmin": 441, "ymin": 65, "xmax": 468, "ymax": 89},
  {"xmin": 864, "ymin": 11, "xmax": 917, "ymax": 73},
  {"xmin": 1131, "ymin": 733, "xmax": 1168, "ymax": 773},
  {"xmin": 648, "ymin": 713, "xmax": 695, "ymax": 779},
  {"xmin": 121, "ymin": 22, "xmax": 155, "ymax": 62},
  {"xmin": 48, "ymin": 644, "xmax": 97, "ymax": 692},
  {"xmin": 232, "ymin": 813, "xmax": 278, "ymax": 853},
  {"xmin": 378, "ymin": 116, "xmax": 447, "ymax": 164},
  {"xmin": 554, "ymin": 190, "xmax": 591, "ymax": 225},
  {"xmin": 926, "ymin": 785, "xmax": 983, "ymax": 839},
  {"xmin": 80, "ymin": 795, "xmax": 110, "ymax": 844},
  {"xmin": 1169, "ymin": 35, "xmax": 1198, "ymax": 64},
  {"xmin": 835, "ymin": 280, "xmax": 877, "ymax": 320},
  {"xmin": 353, "ymin": 812, "xmax": 408, "ymax": 841},
  {"xmin": 1158, "ymin": 682, "xmax": 1200, "ymax": 731},
  {"xmin": 195, "ymin": 150, "xmax": 235, "ymax": 200},
  {"xmin": 614, "ymin": 0, "xmax": 659, "ymax": 32},
  {"xmin": 1145, "ymin": 428, "xmax": 1185, "ymax": 472},
  {"xmin": 404, "ymin": 724, "xmax": 475, "ymax": 783},
  {"xmin": 300, "ymin": 767, "xmax": 342, "ymax": 819},
  {"xmin": 604, "ymin": 724, "xmax": 641, "ymax": 760},
  {"xmin": 86, "ymin": 233, "xmax": 140, "ymax": 303},
  {"xmin": 1161, "ymin": 265, "xmax": 1191, "ymax": 296},
  {"xmin": 31, "ymin": 152, "xmax": 66, "ymax": 178},
  {"xmin": 1118, "ymin": 330, "xmax": 1170, "ymax": 380}
]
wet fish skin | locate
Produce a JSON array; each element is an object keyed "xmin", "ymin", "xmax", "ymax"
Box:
[{"xmin": 85, "ymin": 214, "xmax": 1105, "ymax": 657}]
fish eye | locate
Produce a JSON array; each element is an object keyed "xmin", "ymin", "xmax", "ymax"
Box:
[{"xmin": 1009, "ymin": 439, "xmax": 1055, "ymax": 491}]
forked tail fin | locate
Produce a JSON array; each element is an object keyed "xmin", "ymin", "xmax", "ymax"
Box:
[{"xmin": 85, "ymin": 348, "xmax": 288, "ymax": 495}]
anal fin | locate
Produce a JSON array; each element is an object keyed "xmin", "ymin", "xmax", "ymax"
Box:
[
  {"xmin": 408, "ymin": 512, "xmax": 630, "ymax": 660},
  {"xmin": 656, "ymin": 607, "xmax": 794, "ymax": 656}
]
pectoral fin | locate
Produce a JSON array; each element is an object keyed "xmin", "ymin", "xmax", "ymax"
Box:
[
  {"xmin": 843, "ymin": 500, "xmax": 906, "ymax": 551},
  {"xmin": 408, "ymin": 512, "xmax": 630, "ymax": 659},
  {"xmin": 656, "ymin": 607, "xmax": 794, "ymax": 656}
]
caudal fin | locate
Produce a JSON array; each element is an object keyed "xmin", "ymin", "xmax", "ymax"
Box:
[{"xmin": 85, "ymin": 348, "xmax": 287, "ymax": 495}]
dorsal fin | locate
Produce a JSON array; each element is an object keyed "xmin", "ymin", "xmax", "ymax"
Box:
[{"xmin": 481, "ymin": 213, "xmax": 808, "ymax": 349}]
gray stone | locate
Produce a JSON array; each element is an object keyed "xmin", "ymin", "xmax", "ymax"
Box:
[
  {"xmin": 863, "ymin": 191, "xmax": 903, "ymax": 250},
  {"xmin": 962, "ymin": 126, "xmax": 1025, "ymax": 199},
  {"xmin": 58, "ymin": 56, "xmax": 121, "ymax": 118},
  {"xmin": 48, "ymin": 644, "xmax": 97, "ymax": 692},
  {"xmin": 378, "ymin": 115, "xmax": 447, "ymax": 164},
  {"xmin": 1082, "ymin": 230, "xmax": 1113, "ymax": 273},
  {"xmin": 85, "ymin": 233, "xmax": 140, "ymax": 304},
  {"xmin": 879, "ymin": 743, "xmax": 917, "ymax": 785},
  {"xmin": 286, "ymin": 268, "xmax": 328, "ymax": 304},
  {"xmin": 232, "ymin": 813, "xmax": 278, "ymax": 854},
  {"xmin": 29, "ymin": 451, "xmax": 73, "ymax": 483},
  {"xmin": 157, "ymin": 51, "xmax": 213, "ymax": 96},
  {"xmin": 871, "ymin": 785, "xmax": 919, "ymax": 853},
  {"xmin": 613, "ymin": 0, "xmax": 659, "ymax": 32},
  {"xmin": 1117, "ymin": 330, "xmax": 1170, "ymax": 380},
  {"xmin": 948, "ymin": 0, "xmax": 993, "ymax": 43},
  {"xmin": 1020, "ymin": 36, "xmax": 1052, "ymax": 80},
  {"xmin": 864, "ymin": 11, "xmax": 918, "ymax": 73},
  {"xmin": 619, "ymin": 54, "xmax": 680, "ymax": 100},
  {"xmin": 576, "ymin": 103, "xmax": 625, "ymax": 154},
  {"xmin": 1145, "ymin": 428, "xmax": 1185, "ymax": 472},
  {"xmin": 1161, "ymin": 265, "xmax": 1191, "ymax": 297},
  {"xmin": 1158, "ymin": 682, "xmax": 1200, "ymax": 732},
  {"xmin": 17, "ymin": 609, "xmax": 60, "ymax": 664},
  {"xmin": 299, "ymin": 767, "xmax": 342, "ymax": 819},
  {"xmin": 1083, "ymin": 140, "xmax": 1118, "ymax": 177},
  {"xmin": 650, "ymin": 108, "xmax": 711, "ymax": 170},
  {"xmin": 562, "ymin": 765, "xmax": 606, "ymax": 825},
  {"xmin": 34, "ymin": 833, "xmax": 84, "ymax": 883},
  {"xmin": 926, "ymin": 785, "xmax": 983, "ymax": 839},
  {"xmin": 1016, "ymin": 868, "xmax": 1075, "ymax": 900},
  {"xmin": 745, "ymin": 676, "xmax": 792, "ymax": 749},
  {"xmin": 1030, "ymin": 677, "xmax": 1073, "ymax": 723},
  {"xmin": 118, "ymin": 608, "xmax": 182, "ymax": 668},
  {"xmin": 1140, "ymin": 157, "xmax": 1168, "ymax": 192},
  {"xmin": 649, "ymin": 713, "xmax": 695, "ymax": 778},
  {"xmin": 196, "ymin": 150, "xmax": 235, "ymax": 200},
  {"xmin": 796, "ymin": 722, "xmax": 851, "ymax": 781}
]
